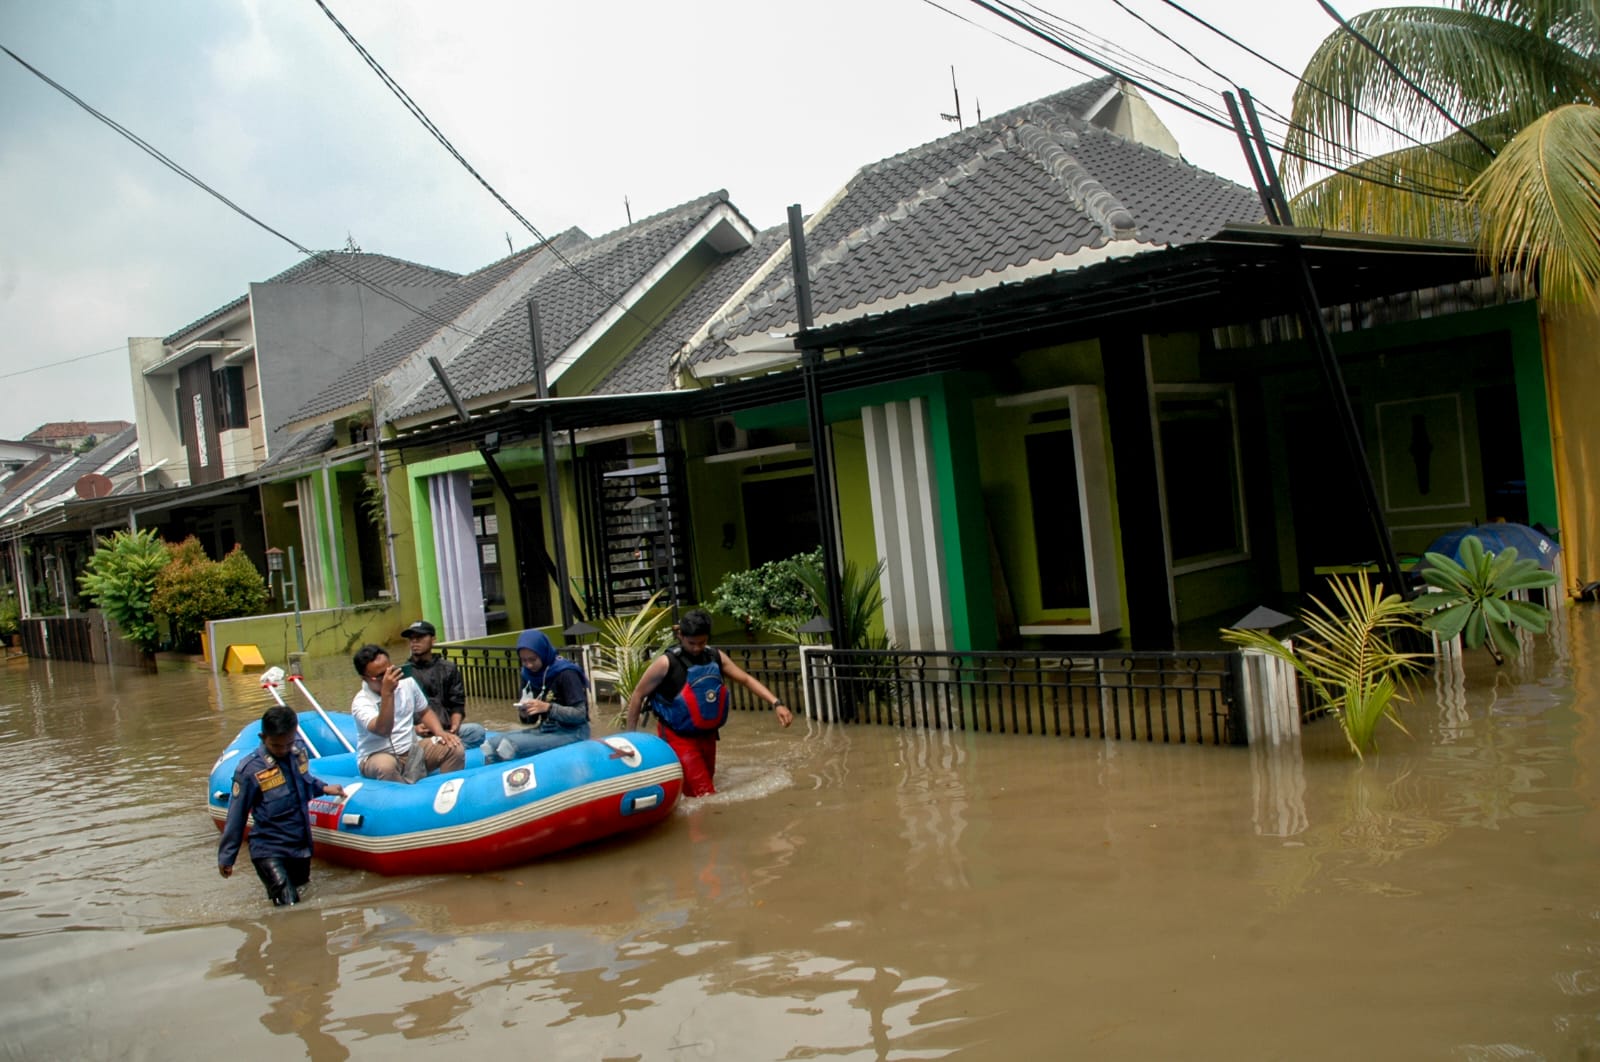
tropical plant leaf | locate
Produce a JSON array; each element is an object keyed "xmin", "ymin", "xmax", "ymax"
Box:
[
  {"xmin": 1423, "ymin": 601, "xmax": 1474, "ymax": 637},
  {"xmin": 1222, "ymin": 573, "xmax": 1424, "ymax": 757},
  {"xmin": 1505, "ymin": 597, "xmax": 1552, "ymax": 632},
  {"xmin": 1285, "ymin": 0, "xmax": 1600, "ymax": 307},
  {"xmin": 1471, "ymin": 104, "xmax": 1600, "ymax": 311}
]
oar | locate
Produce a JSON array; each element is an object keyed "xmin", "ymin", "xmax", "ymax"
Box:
[
  {"xmin": 261, "ymin": 666, "xmax": 325, "ymax": 758},
  {"xmin": 287, "ymin": 672, "xmax": 358, "ymax": 754}
]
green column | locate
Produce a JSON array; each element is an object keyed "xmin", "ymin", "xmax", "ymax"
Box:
[{"xmin": 1509, "ymin": 306, "xmax": 1558, "ymax": 528}]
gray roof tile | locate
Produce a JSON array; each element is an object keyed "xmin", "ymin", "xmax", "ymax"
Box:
[
  {"xmin": 592, "ymin": 225, "xmax": 789, "ymax": 395},
  {"xmin": 392, "ymin": 192, "xmax": 741, "ymax": 420},
  {"xmin": 289, "ymin": 235, "xmax": 586, "ymax": 423},
  {"xmin": 689, "ymin": 78, "xmax": 1262, "ymax": 366},
  {"xmin": 260, "ymin": 423, "xmax": 338, "ymax": 470}
]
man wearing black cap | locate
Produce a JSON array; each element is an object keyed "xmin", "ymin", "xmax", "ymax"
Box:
[{"xmin": 402, "ymin": 620, "xmax": 482, "ymax": 747}]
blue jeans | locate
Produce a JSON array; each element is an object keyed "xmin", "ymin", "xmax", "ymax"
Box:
[
  {"xmin": 482, "ymin": 723, "xmax": 589, "ymax": 763},
  {"xmin": 457, "ymin": 722, "xmax": 487, "ymax": 748}
]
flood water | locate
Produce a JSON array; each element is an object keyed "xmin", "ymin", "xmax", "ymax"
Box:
[{"xmin": 3, "ymin": 611, "xmax": 1600, "ymax": 1061}]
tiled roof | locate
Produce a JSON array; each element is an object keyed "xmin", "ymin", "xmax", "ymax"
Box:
[
  {"xmin": 690, "ymin": 78, "xmax": 1262, "ymax": 365},
  {"xmin": 0, "ymin": 426, "xmax": 138, "ymax": 522},
  {"xmin": 260, "ymin": 423, "xmax": 338, "ymax": 471},
  {"xmin": 392, "ymin": 192, "xmax": 743, "ymax": 421},
  {"xmin": 591, "ymin": 225, "xmax": 789, "ymax": 395},
  {"xmin": 289, "ymin": 236, "xmax": 585, "ymax": 424},
  {"xmin": 23, "ymin": 420, "xmax": 133, "ymax": 441},
  {"xmin": 163, "ymin": 251, "xmax": 461, "ymax": 346}
]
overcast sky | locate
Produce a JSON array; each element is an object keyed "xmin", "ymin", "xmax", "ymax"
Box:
[{"xmin": 0, "ymin": 0, "xmax": 1401, "ymax": 442}]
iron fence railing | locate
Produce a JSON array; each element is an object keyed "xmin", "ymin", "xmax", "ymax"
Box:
[
  {"xmin": 445, "ymin": 642, "xmax": 1245, "ymax": 746},
  {"xmin": 805, "ymin": 648, "xmax": 1245, "ymax": 746},
  {"xmin": 440, "ymin": 644, "xmax": 586, "ymax": 703}
]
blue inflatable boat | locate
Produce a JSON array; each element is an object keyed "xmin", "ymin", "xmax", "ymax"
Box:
[{"xmin": 207, "ymin": 708, "xmax": 683, "ymax": 875}]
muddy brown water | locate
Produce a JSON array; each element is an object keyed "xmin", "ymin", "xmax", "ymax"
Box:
[{"xmin": 3, "ymin": 614, "xmax": 1599, "ymax": 1061}]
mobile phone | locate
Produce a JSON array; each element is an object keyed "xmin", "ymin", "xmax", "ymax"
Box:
[{"xmin": 399, "ymin": 662, "xmax": 414, "ymax": 680}]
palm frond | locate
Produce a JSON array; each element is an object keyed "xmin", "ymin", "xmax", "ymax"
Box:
[
  {"xmin": 1470, "ymin": 103, "xmax": 1600, "ymax": 309},
  {"xmin": 1286, "ymin": 4, "xmax": 1596, "ymax": 183}
]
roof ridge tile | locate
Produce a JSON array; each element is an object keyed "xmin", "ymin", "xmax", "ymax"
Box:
[{"xmin": 1012, "ymin": 112, "xmax": 1137, "ymax": 238}]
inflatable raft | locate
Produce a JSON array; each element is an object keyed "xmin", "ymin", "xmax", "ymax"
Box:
[{"xmin": 207, "ymin": 709, "xmax": 683, "ymax": 875}]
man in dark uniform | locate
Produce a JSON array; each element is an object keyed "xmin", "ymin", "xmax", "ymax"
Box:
[
  {"xmin": 402, "ymin": 619, "xmax": 484, "ymax": 748},
  {"xmin": 218, "ymin": 704, "xmax": 345, "ymax": 906}
]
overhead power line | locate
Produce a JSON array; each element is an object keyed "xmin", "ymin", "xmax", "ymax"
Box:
[
  {"xmin": 311, "ymin": 0, "xmax": 656, "ymax": 333},
  {"xmin": 954, "ymin": 0, "xmax": 1470, "ymax": 201},
  {"xmin": 0, "ymin": 346, "xmax": 126, "ymax": 380},
  {"xmin": 1149, "ymin": 0, "xmax": 1475, "ymax": 170},
  {"xmin": 1314, "ymin": 0, "xmax": 1496, "ymax": 158},
  {"xmin": 0, "ymin": 43, "xmax": 485, "ymax": 345}
]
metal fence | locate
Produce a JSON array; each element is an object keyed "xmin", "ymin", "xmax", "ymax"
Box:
[
  {"xmin": 804, "ymin": 648, "xmax": 1246, "ymax": 745},
  {"xmin": 445, "ymin": 641, "xmax": 1245, "ymax": 746},
  {"xmin": 440, "ymin": 643, "xmax": 588, "ymax": 702}
]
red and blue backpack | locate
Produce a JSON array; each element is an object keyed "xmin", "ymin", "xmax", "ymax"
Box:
[{"xmin": 649, "ymin": 646, "xmax": 730, "ymax": 734}]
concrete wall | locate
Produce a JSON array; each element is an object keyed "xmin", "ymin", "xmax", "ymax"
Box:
[
  {"xmin": 206, "ymin": 600, "xmax": 408, "ymax": 676},
  {"xmin": 251, "ymin": 278, "xmax": 454, "ymax": 455},
  {"xmin": 126, "ymin": 337, "xmax": 183, "ymax": 483}
]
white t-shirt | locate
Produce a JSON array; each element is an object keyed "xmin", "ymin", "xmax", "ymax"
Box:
[{"xmin": 351, "ymin": 676, "xmax": 429, "ymax": 761}]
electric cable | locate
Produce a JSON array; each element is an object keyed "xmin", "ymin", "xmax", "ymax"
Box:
[
  {"xmin": 311, "ymin": 0, "xmax": 659, "ymax": 333},
  {"xmin": 0, "ymin": 346, "xmax": 127, "ymax": 380},
  {"xmin": 0, "ymin": 44, "xmax": 488, "ymax": 343},
  {"xmin": 956, "ymin": 0, "xmax": 1469, "ymax": 201},
  {"xmin": 1150, "ymin": 0, "xmax": 1480, "ymax": 169}
]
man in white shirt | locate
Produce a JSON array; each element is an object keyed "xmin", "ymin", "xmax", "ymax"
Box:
[{"xmin": 350, "ymin": 644, "xmax": 466, "ymax": 782}]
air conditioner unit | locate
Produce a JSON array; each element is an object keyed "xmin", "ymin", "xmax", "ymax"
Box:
[{"xmin": 712, "ymin": 415, "xmax": 749, "ymax": 454}]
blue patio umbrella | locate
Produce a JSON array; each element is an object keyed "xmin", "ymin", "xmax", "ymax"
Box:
[{"xmin": 1424, "ymin": 523, "xmax": 1560, "ymax": 571}]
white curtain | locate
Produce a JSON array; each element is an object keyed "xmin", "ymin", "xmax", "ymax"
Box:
[
  {"xmin": 295, "ymin": 478, "xmax": 329, "ymax": 610},
  {"xmin": 429, "ymin": 471, "xmax": 487, "ymax": 641}
]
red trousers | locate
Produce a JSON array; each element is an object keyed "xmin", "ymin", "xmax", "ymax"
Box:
[{"xmin": 657, "ymin": 724, "xmax": 718, "ymax": 796}]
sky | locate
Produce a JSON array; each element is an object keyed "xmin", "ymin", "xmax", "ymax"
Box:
[{"xmin": 0, "ymin": 0, "xmax": 1402, "ymax": 442}]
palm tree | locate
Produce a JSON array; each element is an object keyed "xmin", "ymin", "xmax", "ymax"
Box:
[{"xmin": 1284, "ymin": 0, "xmax": 1600, "ymax": 310}]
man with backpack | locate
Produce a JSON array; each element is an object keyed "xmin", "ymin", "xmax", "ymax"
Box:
[{"xmin": 625, "ymin": 608, "xmax": 793, "ymax": 796}]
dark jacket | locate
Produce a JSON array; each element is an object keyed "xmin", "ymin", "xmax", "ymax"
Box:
[
  {"xmin": 218, "ymin": 741, "xmax": 328, "ymax": 866},
  {"xmin": 516, "ymin": 629, "xmax": 589, "ymax": 731},
  {"xmin": 409, "ymin": 653, "xmax": 467, "ymax": 721}
]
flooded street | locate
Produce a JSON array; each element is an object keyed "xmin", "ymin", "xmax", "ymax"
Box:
[{"xmin": 3, "ymin": 613, "xmax": 1600, "ymax": 1061}]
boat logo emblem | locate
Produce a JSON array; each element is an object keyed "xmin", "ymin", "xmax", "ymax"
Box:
[
  {"xmin": 602, "ymin": 736, "xmax": 642, "ymax": 768},
  {"xmin": 433, "ymin": 778, "xmax": 463, "ymax": 814},
  {"xmin": 503, "ymin": 765, "xmax": 537, "ymax": 797}
]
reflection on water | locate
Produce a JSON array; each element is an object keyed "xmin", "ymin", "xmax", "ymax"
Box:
[{"xmin": 5, "ymin": 612, "xmax": 1600, "ymax": 1058}]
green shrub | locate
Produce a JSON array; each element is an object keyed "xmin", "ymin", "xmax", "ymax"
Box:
[
  {"xmin": 709, "ymin": 548, "xmax": 822, "ymax": 633},
  {"xmin": 151, "ymin": 538, "xmax": 269, "ymax": 653},
  {"xmin": 78, "ymin": 528, "xmax": 167, "ymax": 652},
  {"xmin": 0, "ymin": 591, "xmax": 19, "ymax": 639}
]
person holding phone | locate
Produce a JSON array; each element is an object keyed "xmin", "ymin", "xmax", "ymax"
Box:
[
  {"xmin": 349, "ymin": 644, "xmax": 465, "ymax": 782},
  {"xmin": 482, "ymin": 630, "xmax": 590, "ymax": 763}
]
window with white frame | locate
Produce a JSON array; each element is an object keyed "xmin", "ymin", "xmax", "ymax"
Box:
[{"xmin": 1154, "ymin": 384, "xmax": 1248, "ymax": 571}]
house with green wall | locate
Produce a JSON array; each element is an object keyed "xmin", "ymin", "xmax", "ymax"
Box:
[
  {"xmin": 374, "ymin": 77, "xmax": 1559, "ymax": 666},
  {"xmin": 357, "ymin": 193, "xmax": 765, "ymax": 644}
]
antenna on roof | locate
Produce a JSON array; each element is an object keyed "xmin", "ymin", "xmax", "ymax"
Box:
[
  {"xmin": 625, "ymin": 196, "xmax": 633, "ymax": 225},
  {"xmin": 505, "ymin": 232, "xmax": 514, "ymax": 254},
  {"xmin": 939, "ymin": 65, "xmax": 962, "ymax": 129},
  {"xmin": 344, "ymin": 232, "xmax": 361, "ymax": 252},
  {"xmin": 976, "ymin": 99, "xmax": 982, "ymax": 124}
]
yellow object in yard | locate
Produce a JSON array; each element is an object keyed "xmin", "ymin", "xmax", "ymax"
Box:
[{"xmin": 223, "ymin": 644, "xmax": 267, "ymax": 674}]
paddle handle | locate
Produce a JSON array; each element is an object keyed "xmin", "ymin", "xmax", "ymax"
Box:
[{"xmin": 287, "ymin": 675, "xmax": 358, "ymax": 754}]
